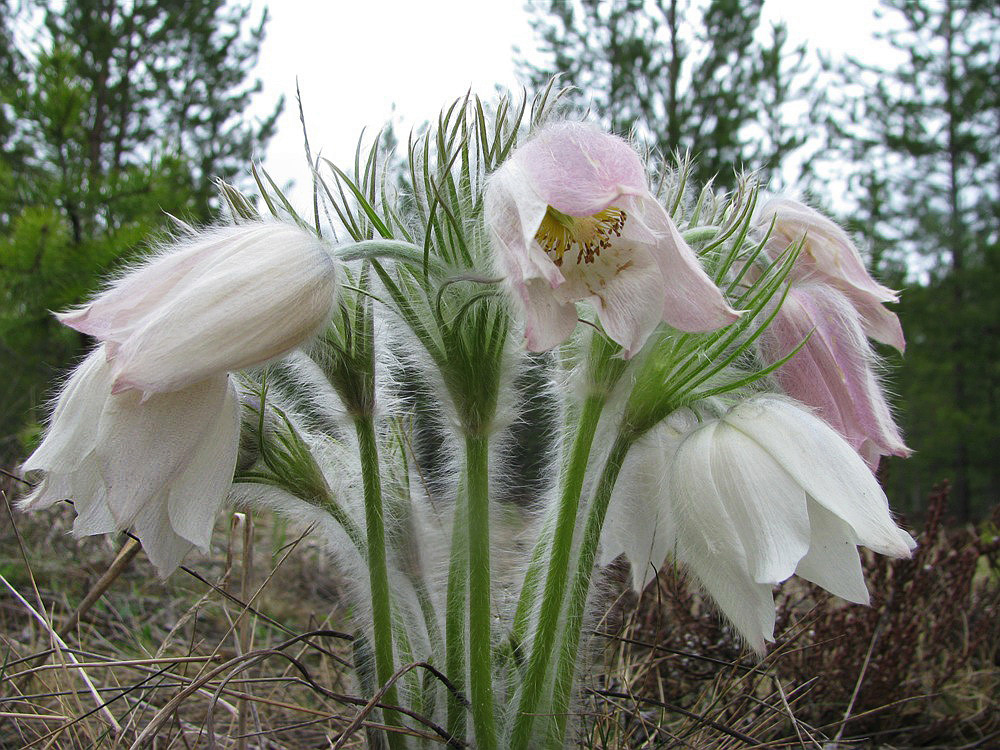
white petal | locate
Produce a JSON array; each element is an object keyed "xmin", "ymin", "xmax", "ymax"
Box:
[
  {"xmin": 94, "ymin": 375, "xmax": 229, "ymax": 527},
  {"xmin": 21, "ymin": 350, "xmax": 111, "ymax": 475},
  {"xmin": 727, "ymin": 398, "xmax": 915, "ymax": 558},
  {"xmin": 166, "ymin": 378, "xmax": 240, "ymax": 551},
  {"xmin": 710, "ymin": 423, "xmax": 811, "ymax": 584},
  {"xmin": 795, "ymin": 501, "xmax": 869, "ymax": 604},
  {"xmin": 132, "ymin": 490, "xmax": 194, "ymax": 577},
  {"xmin": 17, "ymin": 474, "xmax": 69, "ymax": 512},
  {"xmin": 677, "ymin": 534, "xmax": 776, "ymax": 653},
  {"xmin": 602, "ymin": 430, "xmax": 678, "ymax": 591},
  {"xmin": 107, "ymin": 224, "xmax": 338, "ymax": 394},
  {"xmin": 57, "ymin": 231, "xmax": 244, "ymax": 340}
]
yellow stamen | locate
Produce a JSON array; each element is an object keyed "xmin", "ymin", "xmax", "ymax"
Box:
[{"xmin": 535, "ymin": 205, "xmax": 627, "ymax": 266}]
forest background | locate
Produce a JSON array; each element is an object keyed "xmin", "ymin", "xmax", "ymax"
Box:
[{"xmin": 1, "ymin": 0, "xmax": 996, "ymax": 526}]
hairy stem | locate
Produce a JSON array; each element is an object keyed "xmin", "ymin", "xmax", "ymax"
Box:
[
  {"xmin": 546, "ymin": 430, "xmax": 634, "ymax": 748},
  {"xmin": 509, "ymin": 393, "xmax": 606, "ymax": 749},
  {"xmin": 465, "ymin": 433, "xmax": 498, "ymax": 750},
  {"xmin": 355, "ymin": 416, "xmax": 405, "ymax": 749},
  {"xmin": 445, "ymin": 476, "xmax": 469, "ymax": 741}
]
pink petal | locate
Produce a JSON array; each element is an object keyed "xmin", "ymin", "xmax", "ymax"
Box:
[
  {"xmin": 761, "ymin": 285, "xmax": 909, "ymax": 465},
  {"xmin": 850, "ymin": 293, "xmax": 906, "ymax": 353},
  {"xmin": 585, "ymin": 244, "xmax": 670, "ymax": 357},
  {"xmin": 519, "ymin": 277, "xmax": 579, "ymax": 352},
  {"xmin": 515, "ymin": 122, "xmax": 648, "ymax": 217},
  {"xmin": 640, "ymin": 198, "xmax": 741, "ymax": 332},
  {"xmin": 761, "ymin": 198, "xmax": 898, "ymax": 305}
]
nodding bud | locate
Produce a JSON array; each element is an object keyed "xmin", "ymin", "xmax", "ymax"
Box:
[
  {"xmin": 59, "ymin": 222, "xmax": 339, "ymax": 396},
  {"xmin": 755, "ymin": 198, "xmax": 905, "ymax": 352},
  {"xmin": 666, "ymin": 396, "xmax": 915, "ymax": 652}
]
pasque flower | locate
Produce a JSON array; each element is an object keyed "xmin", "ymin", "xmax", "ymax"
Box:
[
  {"xmin": 485, "ymin": 122, "xmax": 738, "ymax": 356},
  {"xmin": 757, "ymin": 197, "xmax": 904, "ymax": 352},
  {"xmin": 605, "ymin": 397, "xmax": 915, "ymax": 651},
  {"xmin": 761, "ymin": 283, "xmax": 910, "ymax": 469},
  {"xmin": 19, "ymin": 348, "xmax": 240, "ymax": 576},
  {"xmin": 59, "ymin": 222, "xmax": 339, "ymax": 395},
  {"xmin": 753, "ymin": 198, "xmax": 909, "ymax": 468}
]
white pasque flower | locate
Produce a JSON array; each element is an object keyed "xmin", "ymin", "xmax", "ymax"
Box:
[
  {"xmin": 19, "ymin": 347, "xmax": 240, "ymax": 576},
  {"xmin": 605, "ymin": 396, "xmax": 915, "ymax": 651},
  {"xmin": 58, "ymin": 222, "xmax": 339, "ymax": 396}
]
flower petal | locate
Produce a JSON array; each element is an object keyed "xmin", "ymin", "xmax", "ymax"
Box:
[
  {"xmin": 726, "ymin": 397, "xmax": 916, "ymax": 558},
  {"xmin": 583, "ymin": 244, "xmax": 668, "ymax": 357},
  {"xmin": 515, "ymin": 122, "xmax": 648, "ymax": 217},
  {"xmin": 640, "ymin": 199, "xmax": 741, "ymax": 332},
  {"xmin": 710, "ymin": 423, "xmax": 811, "ymax": 585},
  {"xmin": 21, "ymin": 350, "xmax": 111, "ymax": 476},
  {"xmin": 762, "ymin": 285, "xmax": 909, "ymax": 465},
  {"xmin": 795, "ymin": 501, "xmax": 870, "ymax": 605},
  {"xmin": 166, "ymin": 378, "xmax": 240, "ymax": 551},
  {"xmin": 761, "ymin": 198, "xmax": 898, "ymax": 305},
  {"xmin": 519, "ymin": 277, "xmax": 580, "ymax": 352},
  {"xmin": 109, "ymin": 225, "xmax": 337, "ymax": 394},
  {"xmin": 602, "ymin": 428, "xmax": 679, "ymax": 590},
  {"xmin": 132, "ymin": 490, "xmax": 195, "ymax": 578},
  {"xmin": 671, "ymin": 424, "xmax": 779, "ymax": 649},
  {"xmin": 677, "ymin": 534, "xmax": 777, "ymax": 653},
  {"xmin": 94, "ymin": 375, "xmax": 230, "ymax": 528}
]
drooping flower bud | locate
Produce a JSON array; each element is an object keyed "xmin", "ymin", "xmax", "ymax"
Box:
[
  {"xmin": 760, "ymin": 283, "xmax": 910, "ymax": 469},
  {"xmin": 618, "ymin": 396, "xmax": 914, "ymax": 651},
  {"xmin": 485, "ymin": 122, "xmax": 739, "ymax": 357},
  {"xmin": 59, "ymin": 222, "xmax": 339, "ymax": 395},
  {"xmin": 756, "ymin": 197, "xmax": 904, "ymax": 352}
]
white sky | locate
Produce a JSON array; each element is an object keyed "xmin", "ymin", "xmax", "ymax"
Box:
[{"xmin": 250, "ymin": 0, "xmax": 890, "ymax": 204}]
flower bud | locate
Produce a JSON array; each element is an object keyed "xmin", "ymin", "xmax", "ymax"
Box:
[{"xmin": 59, "ymin": 222, "xmax": 339, "ymax": 395}]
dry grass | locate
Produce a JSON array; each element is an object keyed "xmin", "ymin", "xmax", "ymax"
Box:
[
  {"xmin": 2, "ymin": 469, "xmax": 997, "ymax": 748},
  {"xmin": 0, "ymin": 471, "xmax": 401, "ymax": 748},
  {"xmin": 579, "ymin": 485, "xmax": 1000, "ymax": 749}
]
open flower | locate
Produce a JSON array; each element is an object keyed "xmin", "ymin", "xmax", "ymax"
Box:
[
  {"xmin": 756, "ymin": 197, "xmax": 904, "ymax": 352},
  {"xmin": 19, "ymin": 347, "xmax": 240, "ymax": 576},
  {"xmin": 59, "ymin": 222, "xmax": 339, "ymax": 396},
  {"xmin": 761, "ymin": 283, "xmax": 910, "ymax": 469},
  {"xmin": 485, "ymin": 122, "xmax": 738, "ymax": 356},
  {"xmin": 625, "ymin": 397, "xmax": 915, "ymax": 651}
]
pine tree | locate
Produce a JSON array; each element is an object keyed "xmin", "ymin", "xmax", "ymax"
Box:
[
  {"xmin": 0, "ymin": 0, "xmax": 282, "ymax": 457},
  {"xmin": 519, "ymin": 0, "xmax": 810, "ymax": 188},
  {"xmin": 827, "ymin": 0, "xmax": 999, "ymax": 518}
]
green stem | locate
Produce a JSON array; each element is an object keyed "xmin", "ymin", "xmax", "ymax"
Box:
[
  {"xmin": 355, "ymin": 416, "xmax": 405, "ymax": 750},
  {"xmin": 508, "ymin": 393, "xmax": 606, "ymax": 750},
  {"xmin": 546, "ymin": 430, "xmax": 634, "ymax": 748},
  {"xmin": 510, "ymin": 512, "xmax": 551, "ymax": 650},
  {"xmin": 465, "ymin": 434, "xmax": 498, "ymax": 750},
  {"xmin": 445, "ymin": 477, "xmax": 469, "ymax": 741}
]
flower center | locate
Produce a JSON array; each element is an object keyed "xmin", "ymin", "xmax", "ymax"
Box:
[{"xmin": 535, "ymin": 205, "xmax": 627, "ymax": 267}]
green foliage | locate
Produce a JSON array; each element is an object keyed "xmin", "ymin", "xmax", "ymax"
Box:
[
  {"xmin": 0, "ymin": 0, "xmax": 282, "ymax": 458},
  {"xmin": 519, "ymin": 0, "xmax": 811, "ymax": 188}
]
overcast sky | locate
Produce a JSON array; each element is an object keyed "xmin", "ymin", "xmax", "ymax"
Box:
[{"xmin": 249, "ymin": 0, "xmax": 890, "ymax": 204}]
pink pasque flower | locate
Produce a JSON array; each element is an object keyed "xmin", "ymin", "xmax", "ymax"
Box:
[
  {"xmin": 19, "ymin": 347, "xmax": 240, "ymax": 577},
  {"xmin": 760, "ymin": 283, "xmax": 910, "ymax": 470},
  {"xmin": 757, "ymin": 197, "xmax": 904, "ymax": 352},
  {"xmin": 58, "ymin": 222, "xmax": 338, "ymax": 396},
  {"xmin": 485, "ymin": 122, "xmax": 738, "ymax": 357}
]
